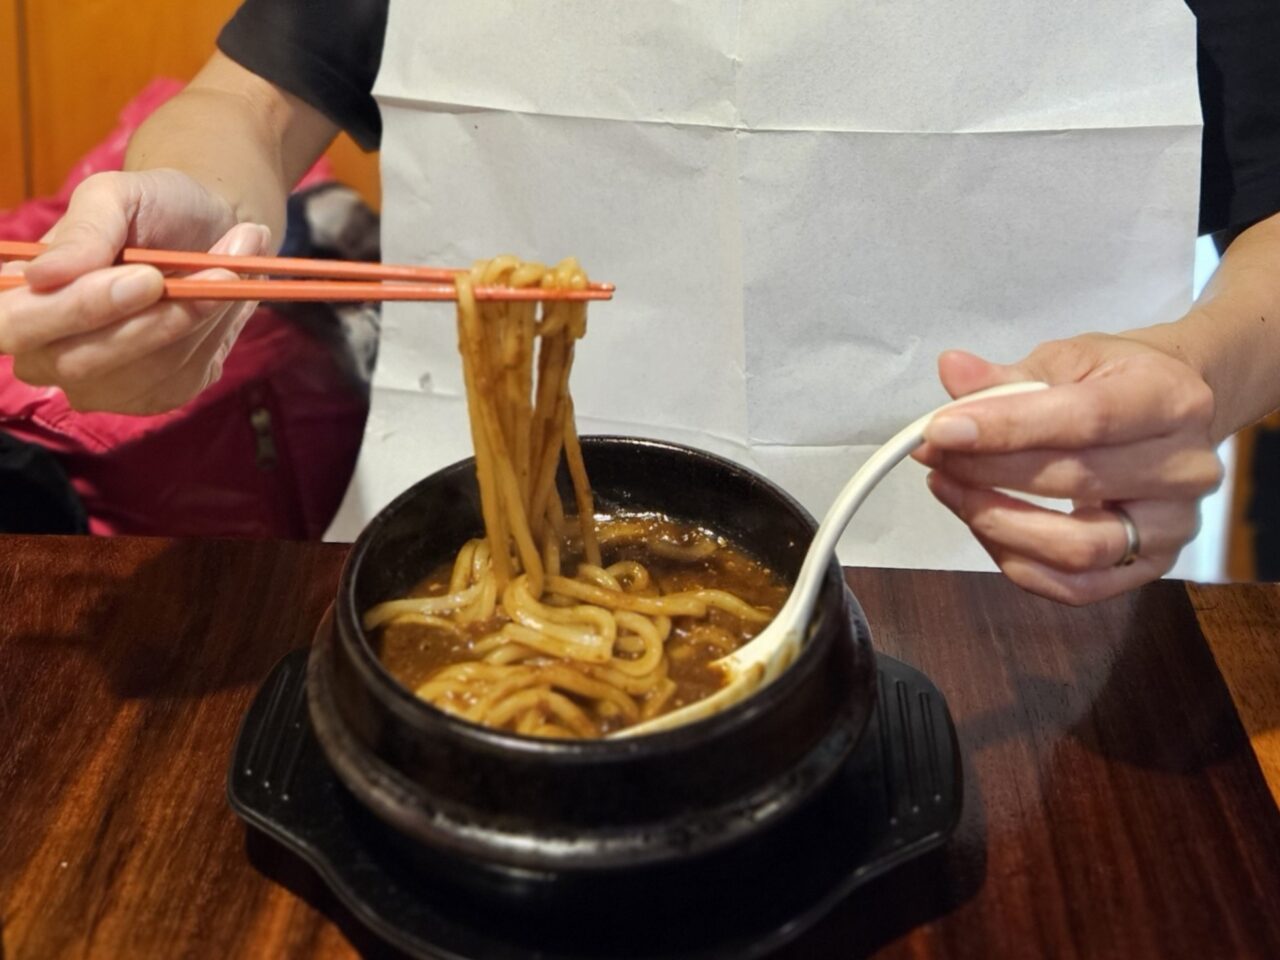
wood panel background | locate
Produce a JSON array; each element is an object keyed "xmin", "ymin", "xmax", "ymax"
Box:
[
  {"xmin": 0, "ymin": 0, "xmax": 26, "ymax": 209},
  {"xmin": 6, "ymin": 0, "xmax": 379, "ymax": 209}
]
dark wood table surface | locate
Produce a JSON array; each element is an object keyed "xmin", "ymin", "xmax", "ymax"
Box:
[{"xmin": 2, "ymin": 534, "xmax": 1279, "ymax": 959}]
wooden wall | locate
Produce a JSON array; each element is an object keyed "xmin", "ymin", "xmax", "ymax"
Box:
[
  {"xmin": 3, "ymin": 0, "xmax": 379, "ymax": 209},
  {"xmin": 1, "ymin": 1, "xmax": 26, "ymax": 209}
]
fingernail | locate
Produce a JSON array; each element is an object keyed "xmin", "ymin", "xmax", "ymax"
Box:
[
  {"xmin": 926, "ymin": 415, "xmax": 979, "ymax": 448},
  {"xmin": 228, "ymin": 230, "xmax": 256, "ymax": 258},
  {"xmin": 228, "ymin": 224, "xmax": 271, "ymax": 257},
  {"xmin": 110, "ymin": 266, "xmax": 162, "ymax": 309}
]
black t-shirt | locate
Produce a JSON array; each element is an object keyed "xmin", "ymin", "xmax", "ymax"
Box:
[
  {"xmin": 1186, "ymin": 0, "xmax": 1280, "ymax": 241},
  {"xmin": 218, "ymin": 0, "xmax": 387, "ymax": 151},
  {"xmin": 219, "ymin": 0, "xmax": 1280, "ymax": 240}
]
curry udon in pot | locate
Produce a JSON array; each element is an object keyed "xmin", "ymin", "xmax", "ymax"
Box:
[{"xmin": 307, "ymin": 258, "xmax": 876, "ymax": 877}]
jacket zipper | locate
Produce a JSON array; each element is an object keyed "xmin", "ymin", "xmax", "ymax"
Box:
[{"xmin": 250, "ymin": 406, "xmax": 277, "ymax": 470}]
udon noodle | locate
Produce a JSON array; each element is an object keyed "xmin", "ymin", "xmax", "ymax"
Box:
[{"xmin": 364, "ymin": 257, "xmax": 783, "ymax": 738}]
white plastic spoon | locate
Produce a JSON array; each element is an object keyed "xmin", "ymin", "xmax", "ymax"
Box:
[{"xmin": 612, "ymin": 380, "xmax": 1050, "ymax": 738}]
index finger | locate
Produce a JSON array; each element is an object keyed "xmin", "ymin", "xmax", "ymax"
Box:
[{"xmin": 923, "ymin": 364, "xmax": 1207, "ymax": 452}]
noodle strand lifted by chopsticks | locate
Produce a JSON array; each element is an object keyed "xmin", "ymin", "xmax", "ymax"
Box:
[{"xmin": 364, "ymin": 257, "xmax": 775, "ymax": 738}]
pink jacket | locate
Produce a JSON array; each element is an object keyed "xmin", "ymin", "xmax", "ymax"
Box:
[{"xmin": 0, "ymin": 79, "xmax": 367, "ymax": 538}]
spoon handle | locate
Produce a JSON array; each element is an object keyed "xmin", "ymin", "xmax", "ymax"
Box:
[{"xmin": 779, "ymin": 380, "xmax": 1051, "ymax": 642}]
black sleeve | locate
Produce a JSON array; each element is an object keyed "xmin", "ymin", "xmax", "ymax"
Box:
[
  {"xmin": 1188, "ymin": 0, "xmax": 1280, "ymax": 242},
  {"xmin": 217, "ymin": 0, "xmax": 389, "ymax": 151}
]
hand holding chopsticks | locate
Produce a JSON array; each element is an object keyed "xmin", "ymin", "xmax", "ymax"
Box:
[
  {"xmin": 0, "ymin": 240, "xmax": 615, "ymax": 303},
  {"xmin": 0, "ymin": 164, "xmax": 611, "ymax": 417}
]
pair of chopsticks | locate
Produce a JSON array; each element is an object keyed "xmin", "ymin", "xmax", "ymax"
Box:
[{"xmin": 0, "ymin": 240, "xmax": 614, "ymax": 302}]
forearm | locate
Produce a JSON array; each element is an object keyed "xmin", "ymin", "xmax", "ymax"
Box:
[
  {"xmin": 123, "ymin": 51, "xmax": 338, "ymax": 246},
  {"xmin": 1127, "ymin": 211, "xmax": 1280, "ymax": 441}
]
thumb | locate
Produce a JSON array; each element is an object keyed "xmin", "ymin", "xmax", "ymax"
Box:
[
  {"xmin": 937, "ymin": 349, "xmax": 1032, "ymax": 400},
  {"xmin": 25, "ymin": 174, "xmax": 134, "ymax": 291}
]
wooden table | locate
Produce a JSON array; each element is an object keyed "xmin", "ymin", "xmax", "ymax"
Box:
[{"xmin": 1, "ymin": 534, "xmax": 1278, "ymax": 959}]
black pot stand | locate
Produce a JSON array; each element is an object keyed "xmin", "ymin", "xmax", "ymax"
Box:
[{"xmin": 228, "ymin": 650, "xmax": 962, "ymax": 960}]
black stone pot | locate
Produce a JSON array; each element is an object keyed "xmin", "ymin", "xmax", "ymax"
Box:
[{"xmin": 308, "ymin": 436, "xmax": 877, "ymax": 899}]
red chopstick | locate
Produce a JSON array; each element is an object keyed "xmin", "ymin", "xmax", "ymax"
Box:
[
  {"xmin": 0, "ymin": 273, "xmax": 612, "ymax": 302},
  {"xmin": 0, "ymin": 240, "xmax": 614, "ymax": 296}
]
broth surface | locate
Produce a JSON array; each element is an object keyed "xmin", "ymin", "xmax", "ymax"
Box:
[{"xmin": 376, "ymin": 514, "xmax": 789, "ymax": 734}]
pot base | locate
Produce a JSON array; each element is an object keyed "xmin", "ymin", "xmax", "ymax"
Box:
[{"xmin": 227, "ymin": 649, "xmax": 961, "ymax": 960}]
